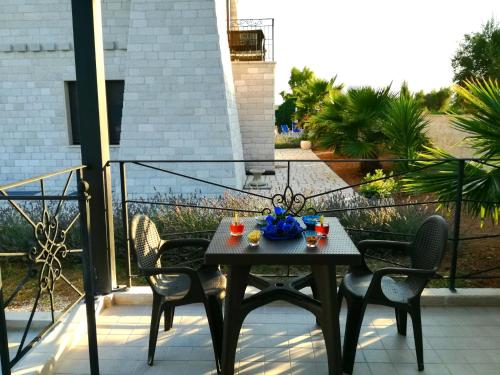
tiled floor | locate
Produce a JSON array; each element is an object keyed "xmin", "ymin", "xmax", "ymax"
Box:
[{"xmin": 53, "ymin": 303, "xmax": 500, "ymax": 375}]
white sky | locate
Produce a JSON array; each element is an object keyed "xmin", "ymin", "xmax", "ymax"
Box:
[{"xmin": 236, "ymin": 0, "xmax": 500, "ymax": 103}]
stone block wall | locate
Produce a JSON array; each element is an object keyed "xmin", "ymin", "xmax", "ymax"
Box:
[
  {"xmin": 232, "ymin": 61, "xmax": 275, "ymax": 171},
  {"xmin": 0, "ymin": 0, "xmax": 128, "ymax": 192},
  {"xmin": 0, "ymin": 0, "xmax": 248, "ymax": 197},
  {"xmin": 119, "ymin": 0, "xmax": 244, "ymax": 196},
  {"xmin": 426, "ymin": 115, "xmax": 474, "ymax": 158}
]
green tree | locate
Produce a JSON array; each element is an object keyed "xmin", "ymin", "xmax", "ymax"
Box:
[
  {"xmin": 382, "ymin": 95, "xmax": 430, "ymax": 169},
  {"xmin": 294, "ymin": 77, "xmax": 338, "ymax": 124},
  {"xmin": 403, "ymin": 79, "xmax": 500, "ymax": 224},
  {"xmin": 452, "ymin": 18, "xmax": 500, "ymax": 83},
  {"xmin": 310, "ymin": 86, "xmax": 392, "ymax": 172},
  {"xmin": 288, "ymin": 67, "xmax": 314, "ymax": 93},
  {"xmin": 423, "ymin": 88, "xmax": 452, "ymax": 113},
  {"xmin": 275, "ymin": 97, "xmax": 296, "ymax": 129},
  {"xmin": 280, "ymin": 67, "xmax": 343, "ymax": 127}
]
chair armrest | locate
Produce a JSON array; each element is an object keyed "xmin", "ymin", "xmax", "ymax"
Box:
[
  {"xmin": 372, "ymin": 267, "xmax": 436, "ymax": 280},
  {"xmin": 138, "ymin": 266, "xmax": 199, "ymax": 278},
  {"xmin": 357, "ymin": 240, "xmax": 411, "ymax": 254}
]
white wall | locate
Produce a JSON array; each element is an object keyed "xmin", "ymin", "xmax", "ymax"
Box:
[
  {"xmin": 0, "ymin": 0, "xmax": 247, "ymax": 197},
  {"xmin": 232, "ymin": 61, "xmax": 275, "ymax": 170},
  {"xmin": 0, "ymin": 0, "xmax": 128, "ymax": 192}
]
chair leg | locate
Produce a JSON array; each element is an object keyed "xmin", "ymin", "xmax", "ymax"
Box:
[
  {"xmin": 342, "ymin": 298, "xmax": 366, "ymax": 375},
  {"xmin": 395, "ymin": 307, "xmax": 407, "ymax": 336},
  {"xmin": 337, "ymin": 285, "xmax": 344, "ymax": 315},
  {"xmin": 310, "ymin": 280, "xmax": 321, "ymax": 326},
  {"xmin": 164, "ymin": 305, "xmax": 175, "ymax": 332},
  {"xmin": 409, "ymin": 302, "xmax": 424, "ymax": 371},
  {"xmin": 205, "ymin": 295, "xmax": 224, "ymax": 374},
  {"xmin": 148, "ymin": 294, "xmax": 163, "ymax": 366}
]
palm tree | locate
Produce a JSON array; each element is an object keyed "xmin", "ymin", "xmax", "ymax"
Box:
[
  {"xmin": 404, "ymin": 79, "xmax": 500, "ymax": 224},
  {"xmin": 382, "ymin": 95, "xmax": 430, "ymax": 170},
  {"xmin": 294, "ymin": 77, "xmax": 338, "ymax": 124},
  {"xmin": 310, "ymin": 86, "xmax": 392, "ymax": 173}
]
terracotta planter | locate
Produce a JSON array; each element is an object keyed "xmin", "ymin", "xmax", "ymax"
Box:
[{"xmin": 300, "ymin": 140, "xmax": 312, "ymax": 150}]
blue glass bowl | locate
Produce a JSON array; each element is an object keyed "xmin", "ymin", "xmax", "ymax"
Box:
[
  {"xmin": 302, "ymin": 215, "xmax": 321, "ymax": 229},
  {"xmin": 262, "ymin": 229, "xmax": 303, "ymax": 240}
]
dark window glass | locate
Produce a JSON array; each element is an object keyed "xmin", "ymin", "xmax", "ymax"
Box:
[{"xmin": 67, "ymin": 80, "xmax": 125, "ymax": 145}]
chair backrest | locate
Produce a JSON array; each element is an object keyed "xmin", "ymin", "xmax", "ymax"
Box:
[
  {"xmin": 130, "ymin": 214, "xmax": 162, "ymax": 270},
  {"xmin": 404, "ymin": 215, "xmax": 448, "ymax": 295},
  {"xmin": 410, "ymin": 215, "xmax": 448, "ymax": 271},
  {"xmin": 280, "ymin": 124, "xmax": 289, "ymax": 133}
]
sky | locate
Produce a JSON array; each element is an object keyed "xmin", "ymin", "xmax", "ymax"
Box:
[{"xmin": 236, "ymin": 0, "xmax": 500, "ymax": 103}]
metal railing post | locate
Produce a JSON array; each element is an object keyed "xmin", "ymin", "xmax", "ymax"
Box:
[
  {"xmin": 119, "ymin": 162, "xmax": 132, "ymax": 288},
  {"xmin": 0, "ymin": 268, "xmax": 11, "ymax": 375},
  {"xmin": 449, "ymin": 159, "xmax": 465, "ymax": 291},
  {"xmin": 77, "ymin": 171, "xmax": 100, "ymax": 375},
  {"xmin": 271, "ymin": 18, "xmax": 274, "ymax": 61}
]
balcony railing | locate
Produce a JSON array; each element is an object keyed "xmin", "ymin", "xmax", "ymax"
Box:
[
  {"xmin": 0, "ymin": 166, "xmax": 98, "ymax": 375},
  {"xmin": 1, "ymin": 158, "xmax": 499, "ymax": 373},
  {"xmin": 110, "ymin": 157, "xmax": 500, "ymax": 290},
  {"xmin": 229, "ymin": 18, "xmax": 274, "ymax": 62}
]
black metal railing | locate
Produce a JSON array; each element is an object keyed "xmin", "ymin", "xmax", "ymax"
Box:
[
  {"xmin": 111, "ymin": 157, "xmax": 499, "ymax": 291},
  {"xmin": 229, "ymin": 18, "xmax": 274, "ymax": 62},
  {"xmin": 0, "ymin": 166, "xmax": 98, "ymax": 375}
]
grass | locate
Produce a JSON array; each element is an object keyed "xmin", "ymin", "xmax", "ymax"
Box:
[{"xmin": 275, "ymin": 134, "xmax": 303, "ymax": 149}]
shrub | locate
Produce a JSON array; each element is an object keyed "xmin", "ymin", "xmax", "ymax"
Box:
[
  {"xmin": 315, "ymin": 192, "xmax": 435, "ymax": 244},
  {"xmin": 423, "ymin": 88, "xmax": 452, "ymax": 113},
  {"xmin": 275, "ymin": 97, "xmax": 296, "ymax": 128},
  {"xmin": 359, "ymin": 169, "xmax": 397, "ymax": 199},
  {"xmin": 274, "ymin": 134, "xmax": 302, "ymax": 149}
]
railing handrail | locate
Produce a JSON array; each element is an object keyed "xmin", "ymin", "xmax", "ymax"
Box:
[
  {"xmin": 0, "ymin": 165, "xmax": 86, "ymax": 191},
  {"xmin": 116, "ymin": 157, "xmax": 499, "ymax": 291},
  {"xmin": 108, "ymin": 158, "xmax": 500, "ymax": 164},
  {"xmin": 231, "ymin": 17, "xmax": 275, "ymax": 22}
]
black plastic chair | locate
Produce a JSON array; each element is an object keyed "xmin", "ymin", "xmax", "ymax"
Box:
[
  {"xmin": 338, "ymin": 215, "xmax": 448, "ymax": 374},
  {"xmin": 130, "ymin": 215, "xmax": 226, "ymax": 372}
]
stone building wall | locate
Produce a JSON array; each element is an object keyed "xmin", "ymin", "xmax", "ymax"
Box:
[
  {"xmin": 0, "ymin": 0, "xmax": 128, "ymax": 191},
  {"xmin": 232, "ymin": 61, "xmax": 275, "ymax": 170},
  {"xmin": 118, "ymin": 0, "xmax": 244, "ymax": 196},
  {"xmin": 0, "ymin": 0, "xmax": 249, "ymax": 197}
]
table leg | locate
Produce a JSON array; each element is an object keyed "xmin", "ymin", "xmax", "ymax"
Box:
[
  {"xmin": 312, "ymin": 265, "xmax": 342, "ymax": 375},
  {"xmin": 221, "ymin": 265, "xmax": 251, "ymax": 375}
]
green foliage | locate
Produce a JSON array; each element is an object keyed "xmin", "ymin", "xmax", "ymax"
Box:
[
  {"xmin": 452, "ymin": 18, "xmax": 500, "ymax": 83},
  {"xmin": 452, "ymin": 79, "xmax": 500, "ymax": 159},
  {"xmin": 382, "ymin": 94, "xmax": 430, "ymax": 167},
  {"xmin": 400, "ymin": 81, "xmax": 411, "ymax": 99},
  {"xmin": 281, "ymin": 67, "xmax": 343, "ymax": 127},
  {"xmin": 275, "ymin": 97, "xmax": 296, "ymax": 127},
  {"xmin": 310, "ymin": 86, "xmax": 392, "ymax": 159},
  {"xmin": 294, "ymin": 77, "xmax": 339, "ymax": 123},
  {"xmin": 359, "ymin": 170, "xmax": 398, "ymax": 199},
  {"xmin": 317, "ymin": 193, "xmax": 435, "ymax": 243},
  {"xmin": 274, "ymin": 135, "xmax": 302, "ymax": 149},
  {"xmin": 287, "ymin": 67, "xmax": 315, "ymax": 93},
  {"xmin": 403, "ymin": 79, "xmax": 500, "ymax": 224},
  {"xmin": 423, "ymin": 88, "xmax": 452, "ymax": 113}
]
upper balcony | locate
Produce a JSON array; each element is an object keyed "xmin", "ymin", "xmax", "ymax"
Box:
[{"xmin": 228, "ymin": 18, "xmax": 274, "ymax": 62}]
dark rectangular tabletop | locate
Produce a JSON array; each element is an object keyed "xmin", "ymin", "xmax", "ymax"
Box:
[{"xmin": 204, "ymin": 217, "xmax": 361, "ymax": 266}]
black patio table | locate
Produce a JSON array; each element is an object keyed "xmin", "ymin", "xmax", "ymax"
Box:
[{"xmin": 204, "ymin": 217, "xmax": 361, "ymax": 375}]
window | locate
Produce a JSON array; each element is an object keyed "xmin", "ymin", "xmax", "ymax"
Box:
[{"xmin": 66, "ymin": 80, "xmax": 125, "ymax": 145}]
